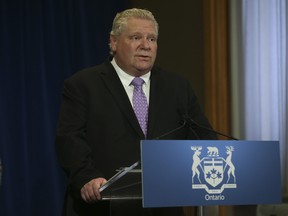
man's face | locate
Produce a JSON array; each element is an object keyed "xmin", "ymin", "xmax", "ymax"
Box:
[{"xmin": 110, "ymin": 18, "xmax": 158, "ymax": 76}]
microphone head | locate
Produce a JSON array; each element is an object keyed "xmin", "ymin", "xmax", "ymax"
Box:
[
  {"xmin": 182, "ymin": 115, "xmax": 197, "ymax": 128},
  {"xmin": 179, "ymin": 118, "xmax": 187, "ymax": 126}
]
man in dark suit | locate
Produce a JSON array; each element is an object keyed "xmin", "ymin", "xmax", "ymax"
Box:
[{"xmin": 56, "ymin": 8, "xmax": 216, "ymax": 216}]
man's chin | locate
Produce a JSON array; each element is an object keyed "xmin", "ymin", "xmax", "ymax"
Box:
[
  {"xmin": 136, "ymin": 67, "xmax": 152, "ymax": 74},
  {"xmin": 135, "ymin": 63, "xmax": 153, "ymax": 72}
]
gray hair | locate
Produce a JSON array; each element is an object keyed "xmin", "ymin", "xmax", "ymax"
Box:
[
  {"xmin": 110, "ymin": 8, "xmax": 159, "ymax": 36},
  {"xmin": 109, "ymin": 8, "xmax": 159, "ymax": 54}
]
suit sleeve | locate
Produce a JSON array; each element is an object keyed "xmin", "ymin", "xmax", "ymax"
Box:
[{"xmin": 55, "ymin": 77, "xmax": 103, "ymax": 199}]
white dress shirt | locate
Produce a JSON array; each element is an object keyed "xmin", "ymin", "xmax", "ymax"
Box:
[{"xmin": 111, "ymin": 58, "xmax": 150, "ymax": 106}]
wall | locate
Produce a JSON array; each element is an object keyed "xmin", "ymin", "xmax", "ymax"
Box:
[{"xmin": 126, "ymin": 0, "xmax": 206, "ymax": 109}]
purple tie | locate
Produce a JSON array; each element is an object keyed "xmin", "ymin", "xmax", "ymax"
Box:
[{"xmin": 131, "ymin": 77, "xmax": 148, "ymax": 137}]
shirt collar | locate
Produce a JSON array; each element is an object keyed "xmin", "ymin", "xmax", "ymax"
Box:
[{"xmin": 111, "ymin": 58, "xmax": 151, "ymax": 87}]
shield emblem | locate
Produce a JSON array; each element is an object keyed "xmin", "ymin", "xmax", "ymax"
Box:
[{"xmin": 203, "ymin": 158, "xmax": 224, "ymax": 187}]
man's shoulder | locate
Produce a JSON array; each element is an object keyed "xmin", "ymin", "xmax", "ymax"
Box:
[
  {"xmin": 71, "ymin": 61, "xmax": 111, "ymax": 78},
  {"xmin": 65, "ymin": 61, "xmax": 114, "ymax": 84},
  {"xmin": 152, "ymin": 66, "xmax": 189, "ymax": 83}
]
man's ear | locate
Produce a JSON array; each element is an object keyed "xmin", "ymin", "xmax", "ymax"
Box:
[{"xmin": 109, "ymin": 35, "xmax": 117, "ymax": 52}]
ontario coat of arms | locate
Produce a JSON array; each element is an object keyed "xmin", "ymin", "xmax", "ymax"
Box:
[{"xmin": 191, "ymin": 146, "xmax": 237, "ymax": 194}]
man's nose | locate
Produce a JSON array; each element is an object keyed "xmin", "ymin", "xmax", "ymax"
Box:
[{"xmin": 140, "ymin": 38, "xmax": 151, "ymax": 49}]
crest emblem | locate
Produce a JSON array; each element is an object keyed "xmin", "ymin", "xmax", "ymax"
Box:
[
  {"xmin": 204, "ymin": 158, "xmax": 223, "ymax": 187},
  {"xmin": 191, "ymin": 145, "xmax": 237, "ymax": 194}
]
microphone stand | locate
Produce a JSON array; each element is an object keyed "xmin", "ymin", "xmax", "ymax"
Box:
[
  {"xmin": 152, "ymin": 116, "xmax": 237, "ymax": 216},
  {"xmin": 186, "ymin": 117, "xmax": 238, "ymax": 216},
  {"xmin": 197, "ymin": 206, "xmax": 204, "ymax": 216},
  {"xmin": 186, "ymin": 117, "xmax": 239, "ymax": 140},
  {"xmin": 155, "ymin": 120, "xmax": 187, "ymax": 139}
]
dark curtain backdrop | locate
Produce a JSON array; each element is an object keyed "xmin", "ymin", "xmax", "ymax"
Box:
[{"xmin": 0, "ymin": 0, "xmax": 127, "ymax": 215}]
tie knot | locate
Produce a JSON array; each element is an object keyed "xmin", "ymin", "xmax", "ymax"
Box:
[{"xmin": 131, "ymin": 77, "xmax": 145, "ymax": 87}]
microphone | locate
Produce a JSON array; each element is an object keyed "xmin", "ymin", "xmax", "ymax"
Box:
[
  {"xmin": 186, "ymin": 123, "xmax": 201, "ymax": 140},
  {"xmin": 154, "ymin": 118, "xmax": 187, "ymax": 139},
  {"xmin": 105, "ymin": 118, "xmax": 189, "ymax": 190},
  {"xmin": 184, "ymin": 115, "xmax": 239, "ymax": 140}
]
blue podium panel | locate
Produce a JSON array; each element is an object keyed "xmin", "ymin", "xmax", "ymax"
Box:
[{"xmin": 140, "ymin": 140, "xmax": 282, "ymax": 207}]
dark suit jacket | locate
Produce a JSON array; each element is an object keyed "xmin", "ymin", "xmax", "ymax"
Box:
[{"xmin": 55, "ymin": 60, "xmax": 216, "ymax": 216}]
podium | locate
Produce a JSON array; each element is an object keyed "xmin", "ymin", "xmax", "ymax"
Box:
[
  {"xmin": 99, "ymin": 161, "xmax": 145, "ymax": 216},
  {"xmin": 100, "ymin": 140, "xmax": 282, "ymax": 215},
  {"xmin": 100, "ymin": 161, "xmax": 142, "ymax": 200},
  {"xmin": 141, "ymin": 140, "xmax": 282, "ymax": 208}
]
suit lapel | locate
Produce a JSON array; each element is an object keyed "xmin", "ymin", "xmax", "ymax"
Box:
[
  {"xmin": 147, "ymin": 68, "xmax": 165, "ymax": 138},
  {"xmin": 100, "ymin": 62, "xmax": 145, "ymax": 138}
]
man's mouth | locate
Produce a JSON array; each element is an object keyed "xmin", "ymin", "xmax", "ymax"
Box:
[{"xmin": 136, "ymin": 54, "xmax": 151, "ymax": 59}]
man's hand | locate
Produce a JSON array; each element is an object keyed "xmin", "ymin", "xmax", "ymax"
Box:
[{"xmin": 80, "ymin": 177, "xmax": 107, "ymax": 203}]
